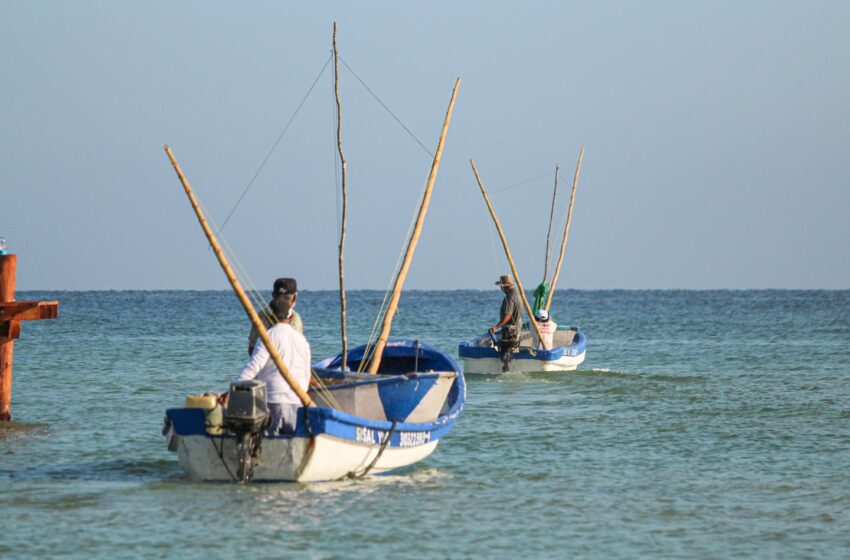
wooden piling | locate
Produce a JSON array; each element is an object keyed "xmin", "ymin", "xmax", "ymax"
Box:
[
  {"xmin": 0, "ymin": 255, "xmax": 17, "ymax": 421},
  {"xmin": 0, "ymin": 254, "xmax": 59, "ymax": 421}
]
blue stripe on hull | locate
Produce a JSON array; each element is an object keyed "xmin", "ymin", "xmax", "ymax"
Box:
[{"xmin": 458, "ymin": 329, "xmax": 587, "ymax": 361}]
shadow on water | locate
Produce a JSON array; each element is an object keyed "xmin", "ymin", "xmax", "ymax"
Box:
[
  {"xmin": 4, "ymin": 459, "xmax": 183, "ymax": 483},
  {"xmin": 0, "ymin": 421, "xmax": 52, "ymax": 441}
]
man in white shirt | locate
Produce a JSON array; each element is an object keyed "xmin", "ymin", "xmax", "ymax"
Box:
[
  {"xmin": 235, "ymin": 296, "xmax": 311, "ymax": 436},
  {"xmin": 531, "ymin": 309, "xmax": 558, "ymax": 350}
]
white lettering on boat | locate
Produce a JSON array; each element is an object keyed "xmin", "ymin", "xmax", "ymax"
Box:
[
  {"xmin": 355, "ymin": 426, "xmax": 377, "ymax": 444},
  {"xmin": 399, "ymin": 431, "xmax": 430, "ymax": 447}
]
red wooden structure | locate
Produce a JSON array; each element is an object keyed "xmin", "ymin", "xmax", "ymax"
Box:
[{"xmin": 0, "ymin": 254, "xmax": 59, "ymax": 421}]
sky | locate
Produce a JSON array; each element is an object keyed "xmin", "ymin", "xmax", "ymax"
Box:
[{"xmin": 2, "ymin": 1, "xmax": 849, "ymax": 290}]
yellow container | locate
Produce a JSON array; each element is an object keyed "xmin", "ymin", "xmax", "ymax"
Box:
[{"xmin": 184, "ymin": 393, "xmax": 224, "ymax": 435}]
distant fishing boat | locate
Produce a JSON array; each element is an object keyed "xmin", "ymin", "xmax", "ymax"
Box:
[
  {"xmin": 459, "ymin": 150, "xmax": 588, "ymax": 374},
  {"xmin": 162, "ymin": 24, "xmax": 464, "ymax": 482},
  {"xmin": 459, "ymin": 327, "xmax": 586, "ymax": 374}
]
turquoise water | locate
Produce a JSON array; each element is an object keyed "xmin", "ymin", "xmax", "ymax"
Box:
[{"xmin": 1, "ymin": 290, "xmax": 848, "ymax": 558}]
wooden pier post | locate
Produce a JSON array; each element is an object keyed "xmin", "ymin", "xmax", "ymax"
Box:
[{"xmin": 0, "ymin": 254, "xmax": 59, "ymax": 421}]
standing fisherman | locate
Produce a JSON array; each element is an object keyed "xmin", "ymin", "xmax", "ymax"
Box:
[
  {"xmin": 248, "ymin": 277, "xmax": 303, "ymax": 355},
  {"xmin": 489, "ymin": 275, "xmax": 521, "ymax": 372}
]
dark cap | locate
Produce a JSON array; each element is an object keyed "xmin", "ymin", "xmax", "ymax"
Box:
[{"xmin": 272, "ymin": 277, "xmax": 298, "ymax": 297}]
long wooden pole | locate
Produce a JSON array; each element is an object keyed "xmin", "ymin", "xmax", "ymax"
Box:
[
  {"xmin": 0, "ymin": 255, "xmax": 16, "ymax": 421},
  {"xmin": 469, "ymin": 160, "xmax": 548, "ymax": 349},
  {"xmin": 542, "ymin": 164, "xmax": 559, "ymax": 283},
  {"xmin": 545, "ymin": 147, "xmax": 584, "ymax": 311},
  {"xmin": 164, "ymin": 145, "xmax": 314, "ymax": 407},
  {"xmin": 333, "ymin": 22, "xmax": 349, "ymax": 371},
  {"xmin": 367, "ymin": 78, "xmax": 461, "ymax": 374}
]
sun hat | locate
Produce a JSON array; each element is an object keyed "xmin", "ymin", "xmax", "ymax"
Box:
[{"xmin": 495, "ymin": 274, "xmax": 515, "ymax": 287}]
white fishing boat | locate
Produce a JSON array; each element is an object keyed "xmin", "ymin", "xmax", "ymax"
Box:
[
  {"xmin": 458, "ymin": 326, "xmax": 586, "ymax": 374},
  {"xmin": 161, "ymin": 24, "xmax": 463, "ymax": 482},
  {"xmin": 459, "ymin": 151, "xmax": 589, "ymax": 374},
  {"xmin": 163, "ymin": 341, "xmax": 465, "ymax": 482}
]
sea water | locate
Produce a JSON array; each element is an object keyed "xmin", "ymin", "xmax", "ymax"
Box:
[{"xmin": 0, "ymin": 290, "xmax": 848, "ymax": 558}]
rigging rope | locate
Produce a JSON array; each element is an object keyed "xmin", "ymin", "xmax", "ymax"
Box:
[
  {"xmin": 339, "ymin": 57, "xmax": 434, "ymax": 159},
  {"xmin": 199, "ymin": 194, "xmax": 344, "ymax": 407},
  {"xmin": 219, "ymin": 54, "xmax": 334, "ymax": 232},
  {"xmin": 357, "ymin": 176, "xmax": 430, "ymax": 373},
  {"xmin": 492, "ymin": 170, "xmax": 555, "ymax": 194}
]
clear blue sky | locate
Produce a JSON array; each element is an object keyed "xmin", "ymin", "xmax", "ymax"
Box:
[{"xmin": 2, "ymin": 1, "xmax": 848, "ymax": 290}]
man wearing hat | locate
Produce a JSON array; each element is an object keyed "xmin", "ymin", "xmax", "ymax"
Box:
[
  {"xmin": 490, "ymin": 274, "xmax": 522, "ymax": 336},
  {"xmin": 248, "ymin": 277, "xmax": 304, "ymax": 355},
  {"xmin": 490, "ymin": 275, "xmax": 522, "ymax": 372}
]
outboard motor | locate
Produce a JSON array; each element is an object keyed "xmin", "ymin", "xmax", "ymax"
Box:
[
  {"xmin": 497, "ymin": 325, "xmax": 519, "ymax": 373},
  {"xmin": 223, "ymin": 380, "xmax": 269, "ymax": 483}
]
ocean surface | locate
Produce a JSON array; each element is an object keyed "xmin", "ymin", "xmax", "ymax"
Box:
[{"xmin": 1, "ymin": 290, "xmax": 848, "ymax": 559}]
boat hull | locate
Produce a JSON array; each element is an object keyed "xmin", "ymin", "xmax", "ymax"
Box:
[
  {"xmin": 461, "ymin": 351, "xmax": 585, "ymax": 374},
  {"xmin": 164, "ymin": 340, "xmax": 466, "ymax": 482},
  {"xmin": 458, "ymin": 328, "xmax": 587, "ymax": 374},
  {"xmin": 174, "ymin": 432, "xmax": 440, "ymax": 482}
]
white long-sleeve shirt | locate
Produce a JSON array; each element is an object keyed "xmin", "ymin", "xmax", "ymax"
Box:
[{"xmin": 235, "ymin": 323, "xmax": 311, "ymax": 404}]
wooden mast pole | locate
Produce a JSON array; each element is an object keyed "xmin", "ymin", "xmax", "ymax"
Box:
[
  {"xmin": 545, "ymin": 147, "xmax": 584, "ymax": 311},
  {"xmin": 164, "ymin": 145, "xmax": 314, "ymax": 407},
  {"xmin": 333, "ymin": 22, "xmax": 349, "ymax": 371},
  {"xmin": 367, "ymin": 78, "xmax": 461, "ymax": 374},
  {"xmin": 469, "ymin": 159, "xmax": 548, "ymax": 349},
  {"xmin": 542, "ymin": 164, "xmax": 559, "ymax": 283}
]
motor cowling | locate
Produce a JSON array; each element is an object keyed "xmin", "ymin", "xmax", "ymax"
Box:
[
  {"xmin": 223, "ymin": 380, "xmax": 269, "ymax": 434},
  {"xmin": 223, "ymin": 380, "xmax": 269, "ymax": 483}
]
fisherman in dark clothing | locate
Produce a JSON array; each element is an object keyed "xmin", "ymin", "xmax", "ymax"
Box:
[{"xmin": 489, "ymin": 274, "xmax": 521, "ymax": 372}]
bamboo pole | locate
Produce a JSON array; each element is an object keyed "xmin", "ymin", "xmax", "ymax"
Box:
[
  {"xmin": 469, "ymin": 160, "xmax": 549, "ymax": 349},
  {"xmin": 367, "ymin": 78, "xmax": 461, "ymax": 374},
  {"xmin": 164, "ymin": 145, "xmax": 314, "ymax": 407},
  {"xmin": 333, "ymin": 22, "xmax": 349, "ymax": 371},
  {"xmin": 542, "ymin": 164, "xmax": 559, "ymax": 283},
  {"xmin": 545, "ymin": 147, "xmax": 584, "ymax": 311}
]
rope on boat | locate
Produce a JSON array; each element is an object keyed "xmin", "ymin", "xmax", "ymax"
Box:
[
  {"xmin": 198, "ymin": 194, "xmax": 347, "ymax": 406},
  {"xmin": 339, "ymin": 57, "xmax": 433, "ymax": 159},
  {"xmin": 357, "ymin": 176, "xmax": 429, "ymax": 372},
  {"xmin": 347, "ymin": 420, "xmax": 398, "ymax": 479},
  {"xmin": 212, "ymin": 436, "xmax": 239, "ymax": 483},
  {"xmin": 492, "ymin": 169, "xmax": 556, "ymax": 194},
  {"xmin": 220, "ymin": 53, "xmax": 334, "ymax": 232}
]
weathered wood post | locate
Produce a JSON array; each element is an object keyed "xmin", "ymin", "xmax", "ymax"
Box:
[{"xmin": 0, "ymin": 253, "xmax": 59, "ymax": 421}]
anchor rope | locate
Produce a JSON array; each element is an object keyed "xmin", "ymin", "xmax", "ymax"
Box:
[{"xmin": 347, "ymin": 420, "xmax": 398, "ymax": 479}]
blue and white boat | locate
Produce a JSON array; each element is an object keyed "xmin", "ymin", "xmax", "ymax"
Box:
[
  {"xmin": 163, "ymin": 340, "xmax": 465, "ymax": 482},
  {"xmin": 458, "ymin": 326, "xmax": 587, "ymax": 374}
]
